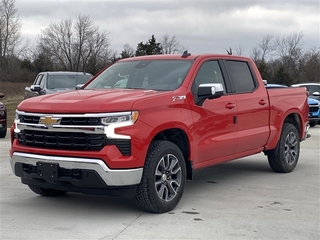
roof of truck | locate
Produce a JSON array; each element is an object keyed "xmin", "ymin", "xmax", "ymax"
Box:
[{"xmin": 117, "ymin": 53, "xmax": 252, "ymax": 62}]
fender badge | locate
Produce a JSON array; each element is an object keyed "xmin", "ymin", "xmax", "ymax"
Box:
[{"xmin": 172, "ymin": 95, "xmax": 186, "ymax": 102}]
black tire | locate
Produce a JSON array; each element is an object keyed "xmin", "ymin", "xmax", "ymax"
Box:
[
  {"xmin": 28, "ymin": 185, "xmax": 67, "ymax": 197},
  {"xmin": 267, "ymin": 123, "xmax": 300, "ymax": 173},
  {"xmin": 135, "ymin": 140, "xmax": 186, "ymax": 213},
  {"xmin": 0, "ymin": 128, "xmax": 6, "ymax": 138}
]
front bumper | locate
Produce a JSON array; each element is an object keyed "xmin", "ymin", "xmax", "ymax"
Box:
[{"xmin": 10, "ymin": 152, "xmax": 143, "ymax": 187}]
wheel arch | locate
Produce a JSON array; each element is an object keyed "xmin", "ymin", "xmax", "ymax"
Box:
[
  {"xmin": 284, "ymin": 113, "xmax": 301, "ymax": 137},
  {"xmin": 150, "ymin": 128, "xmax": 193, "ymax": 180},
  {"xmin": 264, "ymin": 113, "xmax": 301, "ymax": 156}
]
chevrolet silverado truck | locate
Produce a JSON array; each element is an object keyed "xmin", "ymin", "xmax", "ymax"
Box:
[{"xmin": 9, "ymin": 53, "xmax": 309, "ymax": 213}]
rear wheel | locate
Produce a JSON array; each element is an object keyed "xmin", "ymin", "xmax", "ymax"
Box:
[
  {"xmin": 267, "ymin": 123, "xmax": 300, "ymax": 173},
  {"xmin": 28, "ymin": 185, "xmax": 67, "ymax": 197},
  {"xmin": 135, "ymin": 140, "xmax": 186, "ymax": 213}
]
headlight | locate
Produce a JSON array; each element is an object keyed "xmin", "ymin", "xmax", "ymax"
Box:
[
  {"xmin": 101, "ymin": 111, "xmax": 139, "ymax": 125},
  {"xmin": 102, "ymin": 111, "xmax": 139, "ymax": 139}
]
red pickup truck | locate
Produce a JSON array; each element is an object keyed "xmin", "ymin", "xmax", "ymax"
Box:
[{"xmin": 9, "ymin": 53, "xmax": 309, "ymax": 213}]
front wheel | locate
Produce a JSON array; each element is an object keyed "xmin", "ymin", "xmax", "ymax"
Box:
[
  {"xmin": 135, "ymin": 140, "xmax": 186, "ymax": 213},
  {"xmin": 28, "ymin": 185, "xmax": 67, "ymax": 197},
  {"xmin": 267, "ymin": 123, "xmax": 300, "ymax": 173}
]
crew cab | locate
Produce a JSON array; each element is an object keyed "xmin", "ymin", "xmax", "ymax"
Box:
[{"xmin": 9, "ymin": 53, "xmax": 309, "ymax": 213}]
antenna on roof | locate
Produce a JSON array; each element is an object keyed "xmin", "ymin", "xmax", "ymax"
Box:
[
  {"xmin": 181, "ymin": 50, "xmax": 191, "ymax": 58},
  {"xmin": 226, "ymin": 47, "xmax": 232, "ymax": 55}
]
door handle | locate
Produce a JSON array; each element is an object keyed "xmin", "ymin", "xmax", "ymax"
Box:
[
  {"xmin": 225, "ymin": 103, "xmax": 236, "ymax": 109},
  {"xmin": 259, "ymin": 99, "xmax": 267, "ymax": 105}
]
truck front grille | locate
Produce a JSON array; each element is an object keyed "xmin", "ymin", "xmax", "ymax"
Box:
[
  {"xmin": 309, "ymin": 105, "xmax": 319, "ymax": 113},
  {"xmin": 19, "ymin": 116, "xmax": 101, "ymax": 126},
  {"xmin": 19, "ymin": 115, "xmax": 40, "ymax": 124},
  {"xmin": 17, "ymin": 129, "xmax": 131, "ymax": 155},
  {"xmin": 60, "ymin": 117, "xmax": 101, "ymax": 125},
  {"xmin": 15, "ymin": 111, "xmax": 132, "ymax": 155},
  {"xmin": 18, "ymin": 130, "xmax": 106, "ymax": 151}
]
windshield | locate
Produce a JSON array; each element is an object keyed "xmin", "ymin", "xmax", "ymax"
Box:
[
  {"xmin": 47, "ymin": 75, "xmax": 92, "ymax": 89},
  {"xmin": 85, "ymin": 60, "xmax": 193, "ymax": 91}
]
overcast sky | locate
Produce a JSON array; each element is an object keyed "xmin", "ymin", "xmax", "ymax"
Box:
[{"xmin": 15, "ymin": 0, "xmax": 319, "ymax": 57}]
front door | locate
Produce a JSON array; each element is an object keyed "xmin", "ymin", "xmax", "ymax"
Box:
[{"xmin": 191, "ymin": 60, "xmax": 238, "ymax": 168}]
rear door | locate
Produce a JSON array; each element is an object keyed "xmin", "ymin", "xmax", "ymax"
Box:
[{"xmin": 222, "ymin": 60, "xmax": 270, "ymax": 153}]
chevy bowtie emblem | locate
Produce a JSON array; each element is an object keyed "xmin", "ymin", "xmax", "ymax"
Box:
[{"xmin": 39, "ymin": 116, "xmax": 60, "ymax": 126}]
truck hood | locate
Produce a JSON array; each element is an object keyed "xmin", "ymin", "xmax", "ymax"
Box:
[
  {"xmin": 18, "ymin": 89, "xmax": 169, "ymax": 113},
  {"xmin": 46, "ymin": 88, "xmax": 74, "ymax": 94}
]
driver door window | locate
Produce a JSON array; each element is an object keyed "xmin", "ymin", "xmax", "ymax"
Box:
[{"xmin": 191, "ymin": 61, "xmax": 226, "ymax": 95}]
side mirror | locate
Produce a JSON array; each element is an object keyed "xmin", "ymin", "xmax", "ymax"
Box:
[
  {"xmin": 198, "ymin": 83, "xmax": 224, "ymax": 99},
  {"xmin": 313, "ymin": 91, "xmax": 320, "ymax": 96},
  {"xmin": 0, "ymin": 93, "xmax": 4, "ymax": 98},
  {"xmin": 262, "ymin": 80, "xmax": 268, "ymax": 85},
  {"xmin": 30, "ymin": 85, "xmax": 42, "ymax": 92},
  {"xmin": 76, "ymin": 84, "xmax": 84, "ymax": 90},
  {"xmin": 195, "ymin": 83, "xmax": 224, "ymax": 106}
]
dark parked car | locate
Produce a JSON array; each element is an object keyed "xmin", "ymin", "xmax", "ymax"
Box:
[
  {"xmin": 0, "ymin": 92, "xmax": 7, "ymax": 138},
  {"xmin": 24, "ymin": 71, "xmax": 93, "ymax": 99}
]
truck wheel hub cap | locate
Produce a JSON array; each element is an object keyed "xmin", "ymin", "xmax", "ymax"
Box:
[
  {"xmin": 284, "ymin": 132, "xmax": 298, "ymax": 165},
  {"xmin": 161, "ymin": 174, "xmax": 167, "ymax": 181},
  {"xmin": 155, "ymin": 154, "xmax": 182, "ymax": 202}
]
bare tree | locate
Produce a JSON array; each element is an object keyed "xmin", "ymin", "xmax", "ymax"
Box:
[
  {"xmin": 251, "ymin": 35, "xmax": 274, "ymax": 62},
  {"xmin": 0, "ymin": 0, "xmax": 21, "ymax": 68},
  {"xmin": 273, "ymin": 32, "xmax": 304, "ymax": 84},
  {"xmin": 161, "ymin": 34, "xmax": 184, "ymax": 54},
  {"xmin": 120, "ymin": 43, "xmax": 135, "ymax": 58},
  {"xmin": 273, "ymin": 32, "xmax": 303, "ymax": 59},
  {"xmin": 38, "ymin": 15, "xmax": 111, "ymax": 73},
  {"xmin": 301, "ymin": 47, "xmax": 320, "ymax": 83},
  {"xmin": 259, "ymin": 35, "xmax": 274, "ymax": 61},
  {"xmin": 235, "ymin": 46, "xmax": 245, "ymax": 56},
  {"xmin": 251, "ymin": 35, "xmax": 274, "ymax": 81}
]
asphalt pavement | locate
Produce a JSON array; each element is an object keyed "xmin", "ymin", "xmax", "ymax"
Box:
[{"xmin": 0, "ymin": 127, "xmax": 319, "ymax": 240}]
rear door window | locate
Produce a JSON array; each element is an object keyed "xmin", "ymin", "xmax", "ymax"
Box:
[{"xmin": 224, "ymin": 61, "xmax": 256, "ymax": 93}]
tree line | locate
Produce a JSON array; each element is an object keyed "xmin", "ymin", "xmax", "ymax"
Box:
[{"xmin": 0, "ymin": 0, "xmax": 319, "ymax": 86}]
